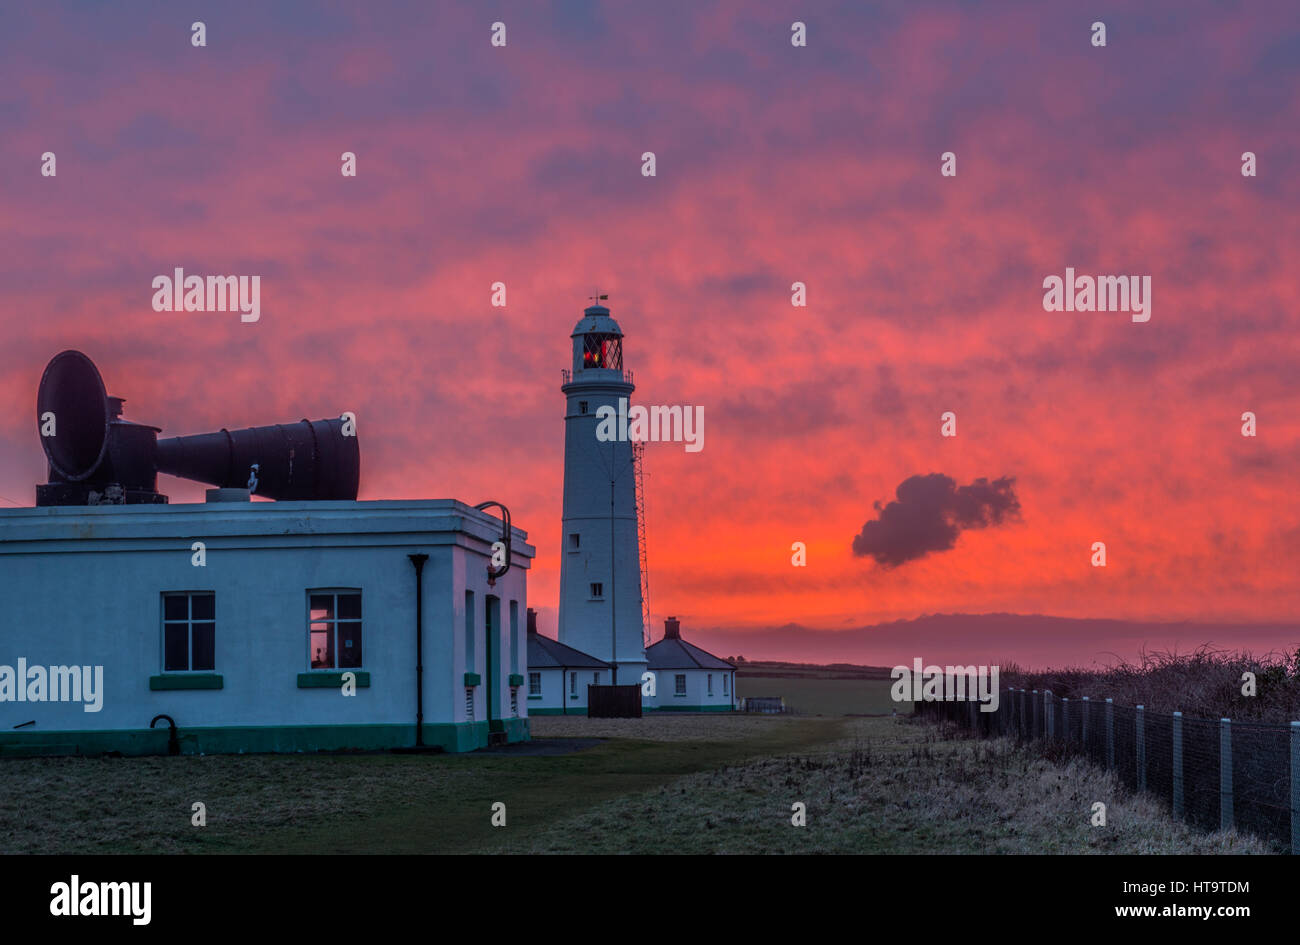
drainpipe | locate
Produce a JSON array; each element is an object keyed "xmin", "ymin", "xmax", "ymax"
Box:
[{"xmin": 408, "ymin": 554, "xmax": 429, "ymax": 747}]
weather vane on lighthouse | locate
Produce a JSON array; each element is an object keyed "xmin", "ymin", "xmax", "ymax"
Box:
[{"xmin": 589, "ymin": 292, "xmax": 608, "ymax": 304}]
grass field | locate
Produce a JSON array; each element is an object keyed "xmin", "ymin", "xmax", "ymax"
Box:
[
  {"xmin": 504, "ymin": 717, "xmax": 1268, "ymax": 853},
  {"xmin": 736, "ymin": 676, "xmax": 908, "ymax": 716},
  {"xmin": 0, "ymin": 703, "xmax": 1268, "ymax": 853},
  {"xmin": 0, "ymin": 714, "xmax": 843, "ymax": 854}
]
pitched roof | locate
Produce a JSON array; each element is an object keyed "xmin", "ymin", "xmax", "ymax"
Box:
[
  {"xmin": 646, "ymin": 637, "xmax": 734, "ymax": 671},
  {"xmin": 527, "ymin": 633, "xmax": 611, "ymax": 669}
]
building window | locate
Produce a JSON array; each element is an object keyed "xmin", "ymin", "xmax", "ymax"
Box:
[
  {"xmin": 464, "ymin": 590, "xmax": 475, "ymax": 672},
  {"xmin": 529, "ymin": 672, "xmax": 542, "ymax": 696},
  {"xmin": 509, "ymin": 601, "xmax": 520, "ymax": 675},
  {"xmin": 590, "ymin": 582, "xmax": 603, "ymax": 600},
  {"xmin": 675, "ymin": 674, "xmax": 686, "ymax": 696},
  {"xmin": 309, "ymin": 591, "xmax": 362, "ymax": 669},
  {"xmin": 593, "ymin": 672, "xmax": 599, "ymax": 686},
  {"xmin": 724, "ymin": 674, "xmax": 729, "ymax": 696},
  {"xmin": 162, "ymin": 592, "xmax": 215, "ymax": 672},
  {"xmin": 579, "ymin": 401, "xmax": 588, "ymax": 415},
  {"xmin": 569, "ymin": 533, "xmax": 580, "ymax": 551},
  {"xmin": 708, "ymin": 673, "xmax": 713, "ymax": 695},
  {"xmin": 570, "ymin": 671, "xmax": 577, "ymax": 696}
]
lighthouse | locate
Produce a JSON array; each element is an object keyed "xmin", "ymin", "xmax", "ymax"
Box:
[{"xmin": 558, "ymin": 301, "xmax": 647, "ymax": 688}]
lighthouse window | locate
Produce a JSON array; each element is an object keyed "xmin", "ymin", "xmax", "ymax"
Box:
[
  {"xmin": 590, "ymin": 583, "xmax": 603, "ymax": 600},
  {"xmin": 161, "ymin": 592, "xmax": 215, "ymax": 672},
  {"xmin": 582, "ymin": 334, "xmax": 623, "ymax": 371},
  {"xmin": 569, "ymin": 533, "xmax": 580, "ymax": 551},
  {"xmin": 579, "ymin": 401, "xmax": 588, "ymax": 415},
  {"xmin": 308, "ymin": 590, "xmax": 363, "ymax": 670}
]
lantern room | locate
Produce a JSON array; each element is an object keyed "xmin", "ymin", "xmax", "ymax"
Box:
[{"xmin": 570, "ymin": 304, "xmax": 624, "ymax": 374}]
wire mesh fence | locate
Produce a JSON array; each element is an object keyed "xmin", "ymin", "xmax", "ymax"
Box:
[{"xmin": 916, "ymin": 687, "xmax": 1298, "ymax": 853}]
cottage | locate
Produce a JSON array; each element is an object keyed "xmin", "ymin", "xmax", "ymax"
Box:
[{"xmin": 645, "ymin": 617, "xmax": 736, "ymax": 711}]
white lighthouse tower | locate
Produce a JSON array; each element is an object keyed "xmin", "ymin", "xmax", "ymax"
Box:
[{"xmin": 558, "ymin": 301, "xmax": 647, "ymax": 687}]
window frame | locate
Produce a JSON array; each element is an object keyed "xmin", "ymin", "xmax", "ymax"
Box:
[
  {"xmin": 589, "ymin": 582, "xmax": 603, "ymax": 600},
  {"xmin": 307, "ymin": 588, "xmax": 364, "ymax": 671},
  {"xmin": 675, "ymin": 673, "xmax": 687, "ymax": 696},
  {"xmin": 529, "ymin": 671, "xmax": 542, "ymax": 696},
  {"xmin": 160, "ymin": 591, "xmax": 216, "ymax": 673}
]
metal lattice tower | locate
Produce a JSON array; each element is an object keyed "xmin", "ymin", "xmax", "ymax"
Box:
[{"xmin": 634, "ymin": 440, "xmax": 651, "ymax": 650}]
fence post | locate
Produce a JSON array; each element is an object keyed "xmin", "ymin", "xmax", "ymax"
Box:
[
  {"xmin": 1220, "ymin": 718, "xmax": 1233, "ymax": 831},
  {"xmin": 1291, "ymin": 722, "xmax": 1300, "ymax": 855},
  {"xmin": 1173, "ymin": 711, "xmax": 1184, "ymax": 819},
  {"xmin": 1032, "ymin": 689, "xmax": 1038, "ymax": 739},
  {"xmin": 1105, "ymin": 698, "xmax": 1114, "ymax": 769},
  {"xmin": 1136, "ymin": 705, "xmax": 1145, "ymax": 792},
  {"xmin": 1082, "ymin": 696, "xmax": 1090, "ymax": 747},
  {"xmin": 1062, "ymin": 698, "xmax": 1070, "ymax": 742},
  {"xmin": 1045, "ymin": 690, "xmax": 1054, "ymax": 739}
]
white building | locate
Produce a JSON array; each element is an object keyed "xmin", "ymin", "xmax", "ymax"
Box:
[
  {"xmin": 524, "ymin": 609, "xmax": 612, "ymax": 714},
  {"xmin": 646, "ymin": 618, "xmax": 737, "ymax": 712},
  {"xmin": 557, "ymin": 302, "xmax": 648, "ymax": 689},
  {"xmin": 0, "ymin": 496, "xmax": 534, "ymax": 755}
]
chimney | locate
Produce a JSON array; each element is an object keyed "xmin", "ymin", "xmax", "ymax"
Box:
[
  {"xmin": 527, "ymin": 608, "xmax": 538, "ymax": 635},
  {"xmin": 664, "ymin": 616, "xmax": 680, "ymax": 640}
]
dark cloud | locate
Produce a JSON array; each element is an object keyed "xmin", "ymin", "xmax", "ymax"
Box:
[{"xmin": 851, "ymin": 473, "xmax": 1020, "ymax": 568}]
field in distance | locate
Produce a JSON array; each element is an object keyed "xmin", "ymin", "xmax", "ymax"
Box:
[{"xmin": 733, "ymin": 660, "xmax": 909, "ymax": 716}]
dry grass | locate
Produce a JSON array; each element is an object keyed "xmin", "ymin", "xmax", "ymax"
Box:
[
  {"xmin": 1002, "ymin": 645, "xmax": 1300, "ymax": 721},
  {"xmin": 501, "ymin": 717, "xmax": 1271, "ymax": 854}
]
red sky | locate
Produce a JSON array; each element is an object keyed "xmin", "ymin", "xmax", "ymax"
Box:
[{"xmin": 1, "ymin": 1, "xmax": 1298, "ymax": 668}]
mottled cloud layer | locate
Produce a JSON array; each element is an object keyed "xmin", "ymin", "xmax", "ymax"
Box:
[{"xmin": 1, "ymin": 1, "xmax": 1298, "ymax": 663}]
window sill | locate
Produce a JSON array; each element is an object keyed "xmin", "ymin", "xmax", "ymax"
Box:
[
  {"xmin": 674, "ymin": 693, "xmax": 687, "ymax": 698},
  {"xmin": 150, "ymin": 674, "xmax": 223, "ymax": 691},
  {"xmin": 527, "ymin": 695, "xmax": 543, "ymax": 701},
  {"xmin": 297, "ymin": 671, "xmax": 370, "ymax": 689}
]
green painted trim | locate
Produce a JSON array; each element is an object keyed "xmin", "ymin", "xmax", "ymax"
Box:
[
  {"xmin": 149, "ymin": 674, "xmax": 223, "ymax": 691},
  {"xmin": 650, "ymin": 704, "xmax": 736, "ymax": 712},
  {"xmin": 508, "ymin": 673, "xmax": 524, "ymax": 687},
  {"xmin": 526, "ymin": 707, "xmax": 573, "ymax": 715},
  {"xmin": 297, "ymin": 671, "xmax": 370, "ymax": 689},
  {"xmin": 0, "ymin": 719, "xmax": 530, "ymax": 758},
  {"xmin": 463, "ymin": 672, "xmax": 481, "ymax": 686},
  {"xmin": 527, "ymin": 695, "xmax": 543, "ymax": 700}
]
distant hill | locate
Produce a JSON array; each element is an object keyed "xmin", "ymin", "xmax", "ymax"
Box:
[
  {"xmin": 731, "ymin": 659, "xmax": 896, "ymax": 681},
  {"xmin": 692, "ymin": 613, "xmax": 1300, "ymax": 671}
]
